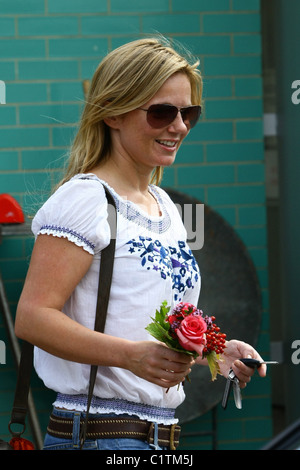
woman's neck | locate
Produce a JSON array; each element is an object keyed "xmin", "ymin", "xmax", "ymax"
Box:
[{"xmin": 90, "ymin": 160, "xmax": 161, "ymax": 217}]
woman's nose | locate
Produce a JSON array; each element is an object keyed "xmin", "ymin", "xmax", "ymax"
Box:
[{"xmin": 167, "ymin": 111, "xmax": 190, "ymax": 134}]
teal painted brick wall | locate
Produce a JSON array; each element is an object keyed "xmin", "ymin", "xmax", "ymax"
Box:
[{"xmin": 0, "ymin": 0, "xmax": 270, "ymax": 450}]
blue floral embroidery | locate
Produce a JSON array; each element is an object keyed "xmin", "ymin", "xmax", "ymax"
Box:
[{"xmin": 127, "ymin": 236, "xmax": 199, "ymax": 302}]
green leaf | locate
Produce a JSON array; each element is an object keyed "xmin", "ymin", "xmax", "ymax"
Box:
[
  {"xmin": 146, "ymin": 321, "xmax": 173, "ymax": 344},
  {"xmin": 206, "ymin": 351, "xmax": 221, "ymax": 381},
  {"xmin": 167, "ymin": 345, "xmax": 198, "ymax": 357},
  {"xmin": 154, "ymin": 301, "xmax": 170, "ymax": 327}
]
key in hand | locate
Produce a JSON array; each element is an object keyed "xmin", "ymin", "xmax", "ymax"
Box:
[
  {"xmin": 222, "ymin": 369, "xmax": 242, "ymax": 410},
  {"xmin": 239, "ymin": 358, "xmax": 278, "ymax": 368}
]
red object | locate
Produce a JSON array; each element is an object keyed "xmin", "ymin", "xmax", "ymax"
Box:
[
  {"xmin": 9, "ymin": 437, "xmax": 35, "ymax": 450},
  {"xmin": 0, "ymin": 194, "xmax": 25, "ymax": 224}
]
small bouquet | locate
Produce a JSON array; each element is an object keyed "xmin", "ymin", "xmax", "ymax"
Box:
[{"xmin": 146, "ymin": 301, "xmax": 227, "ymax": 382}]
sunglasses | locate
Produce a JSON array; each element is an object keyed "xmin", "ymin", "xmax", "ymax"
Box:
[{"xmin": 139, "ymin": 104, "xmax": 201, "ymax": 129}]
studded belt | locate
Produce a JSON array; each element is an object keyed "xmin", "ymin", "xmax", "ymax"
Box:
[{"xmin": 47, "ymin": 413, "xmax": 181, "ymax": 449}]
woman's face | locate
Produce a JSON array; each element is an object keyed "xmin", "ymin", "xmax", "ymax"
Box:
[{"xmin": 107, "ymin": 73, "xmax": 192, "ymax": 175}]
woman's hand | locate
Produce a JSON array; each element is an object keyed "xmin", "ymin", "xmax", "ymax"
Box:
[
  {"xmin": 218, "ymin": 340, "xmax": 267, "ymax": 389},
  {"xmin": 125, "ymin": 341, "xmax": 195, "ymax": 389}
]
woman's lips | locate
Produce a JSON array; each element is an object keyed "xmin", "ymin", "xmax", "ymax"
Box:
[{"xmin": 156, "ymin": 139, "xmax": 178, "ymax": 151}]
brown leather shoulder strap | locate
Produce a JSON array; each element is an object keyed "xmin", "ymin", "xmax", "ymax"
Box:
[{"xmin": 80, "ymin": 186, "xmax": 117, "ymax": 447}]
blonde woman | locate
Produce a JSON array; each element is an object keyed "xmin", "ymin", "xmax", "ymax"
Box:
[{"xmin": 16, "ymin": 38, "xmax": 266, "ymax": 450}]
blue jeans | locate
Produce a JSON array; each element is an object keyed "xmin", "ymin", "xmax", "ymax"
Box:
[{"xmin": 43, "ymin": 408, "xmax": 168, "ymax": 450}]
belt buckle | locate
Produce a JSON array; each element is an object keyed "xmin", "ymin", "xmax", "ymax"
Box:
[{"xmin": 147, "ymin": 422, "xmax": 177, "ymax": 450}]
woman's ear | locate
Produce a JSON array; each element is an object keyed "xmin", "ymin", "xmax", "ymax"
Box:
[{"xmin": 103, "ymin": 115, "xmax": 123, "ymax": 129}]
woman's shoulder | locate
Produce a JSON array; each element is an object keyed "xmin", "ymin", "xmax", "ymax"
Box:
[
  {"xmin": 31, "ymin": 174, "xmax": 110, "ymax": 254},
  {"xmin": 59, "ymin": 172, "xmax": 106, "ymax": 194},
  {"xmin": 41, "ymin": 173, "xmax": 107, "ymax": 209}
]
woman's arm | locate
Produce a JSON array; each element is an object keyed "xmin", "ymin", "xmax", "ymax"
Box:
[
  {"xmin": 15, "ymin": 234, "xmax": 193, "ymax": 388},
  {"xmin": 16, "ymin": 234, "xmax": 110, "ymax": 363}
]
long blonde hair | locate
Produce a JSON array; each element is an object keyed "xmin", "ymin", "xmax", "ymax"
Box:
[{"xmin": 60, "ymin": 37, "xmax": 202, "ymax": 187}]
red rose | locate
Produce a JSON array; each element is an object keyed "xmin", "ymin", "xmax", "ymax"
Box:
[{"xmin": 175, "ymin": 314, "xmax": 207, "ymax": 356}]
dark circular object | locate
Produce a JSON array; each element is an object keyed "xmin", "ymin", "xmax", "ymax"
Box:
[{"xmin": 164, "ymin": 189, "xmax": 262, "ymax": 423}]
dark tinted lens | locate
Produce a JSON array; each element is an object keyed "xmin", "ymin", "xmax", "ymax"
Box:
[
  {"xmin": 181, "ymin": 106, "xmax": 201, "ymax": 129},
  {"xmin": 146, "ymin": 104, "xmax": 178, "ymax": 128}
]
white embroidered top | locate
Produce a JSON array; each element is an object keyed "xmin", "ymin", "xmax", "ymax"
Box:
[{"xmin": 32, "ymin": 174, "xmax": 201, "ymax": 424}]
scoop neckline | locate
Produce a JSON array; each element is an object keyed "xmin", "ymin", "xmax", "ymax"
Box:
[{"xmin": 73, "ymin": 173, "xmax": 166, "ymax": 222}]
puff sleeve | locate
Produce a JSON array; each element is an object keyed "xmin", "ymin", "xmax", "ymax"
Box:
[{"xmin": 31, "ymin": 176, "xmax": 111, "ymax": 255}]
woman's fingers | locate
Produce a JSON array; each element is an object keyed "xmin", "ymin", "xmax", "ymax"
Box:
[{"xmin": 129, "ymin": 341, "xmax": 195, "ymax": 387}]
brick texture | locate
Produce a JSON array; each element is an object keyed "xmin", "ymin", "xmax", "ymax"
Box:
[{"xmin": 0, "ymin": 0, "xmax": 270, "ymax": 450}]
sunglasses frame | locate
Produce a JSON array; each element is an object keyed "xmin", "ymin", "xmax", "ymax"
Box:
[{"xmin": 139, "ymin": 103, "xmax": 201, "ymax": 129}]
